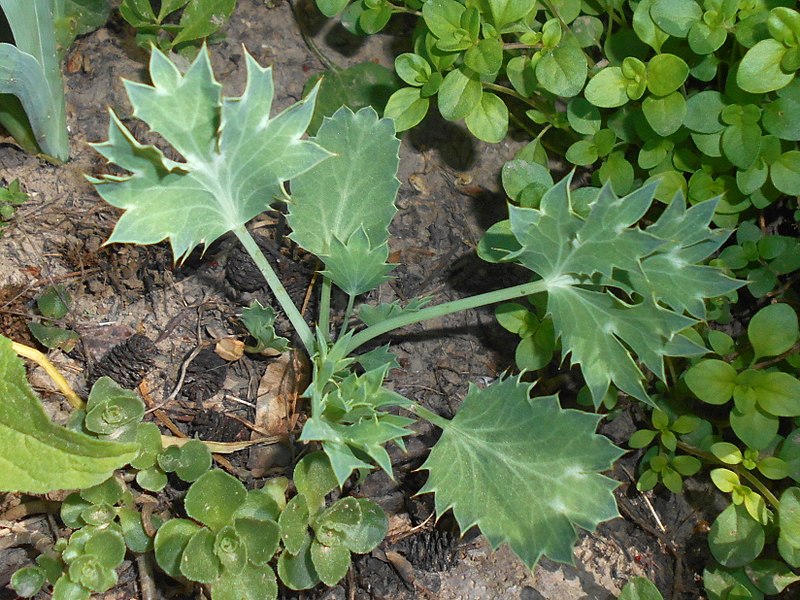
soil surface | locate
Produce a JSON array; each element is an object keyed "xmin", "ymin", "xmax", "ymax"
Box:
[{"xmin": 0, "ymin": 1, "xmax": 720, "ymax": 598}]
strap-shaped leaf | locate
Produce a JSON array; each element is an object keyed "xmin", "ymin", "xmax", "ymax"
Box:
[
  {"xmin": 90, "ymin": 47, "xmax": 331, "ymax": 261},
  {"xmin": 0, "ymin": 0, "xmax": 69, "ymax": 160},
  {"xmin": 0, "ymin": 336, "xmax": 137, "ymax": 493},
  {"xmin": 500, "ymin": 174, "xmax": 742, "ymax": 405},
  {"xmin": 420, "ymin": 376, "xmax": 623, "ymax": 568}
]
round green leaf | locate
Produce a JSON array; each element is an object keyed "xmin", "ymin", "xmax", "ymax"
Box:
[
  {"xmin": 566, "ymin": 140, "xmax": 598, "ymax": 166},
  {"xmin": 345, "ymin": 498, "xmax": 388, "ymax": 553},
  {"xmin": 279, "ymin": 495, "xmax": 311, "ymax": 555},
  {"xmin": 514, "ymin": 322, "xmax": 555, "ymax": 371},
  {"xmin": 154, "ymin": 518, "xmax": 201, "ymax": 578},
  {"xmin": 437, "ymin": 67, "xmax": 482, "ymax": 121},
  {"xmin": 566, "ymin": 97, "xmax": 601, "ymax": 135},
  {"xmin": 771, "ymin": 151, "xmax": 800, "ymax": 195},
  {"xmin": 130, "ymin": 422, "xmax": 162, "ymax": 470},
  {"xmin": 711, "ymin": 442, "xmax": 743, "ymax": 464},
  {"xmin": 709, "ymin": 503, "xmax": 765, "ymax": 568},
  {"xmin": 748, "ymin": 303, "xmax": 799, "ymax": 360},
  {"xmin": 629, "ymin": 429, "xmax": 658, "ymax": 448},
  {"xmin": 294, "ymin": 452, "xmax": 338, "ymax": 512},
  {"xmin": 277, "ymin": 538, "xmax": 320, "ymax": 590},
  {"xmin": 779, "ymin": 487, "xmax": 800, "ymax": 548},
  {"xmin": 597, "ymin": 151, "xmax": 634, "ymax": 195},
  {"xmin": 642, "ymin": 91, "xmax": 686, "ymax": 137},
  {"xmin": 650, "ymin": 0, "xmax": 702, "ymax": 37},
  {"xmin": 584, "ymin": 67, "xmax": 629, "ymax": 108},
  {"xmin": 84, "ymin": 528, "xmax": 126, "ymax": 569},
  {"xmin": 316, "ymin": 0, "xmax": 349, "ymax": 17},
  {"xmin": 703, "ymin": 563, "xmax": 765, "ymax": 600},
  {"xmin": 710, "ymin": 468, "xmax": 740, "ymax": 493},
  {"xmin": 672, "ymin": 455, "xmax": 701, "ymax": 476},
  {"xmin": 464, "ymin": 38, "xmax": 503, "ymax": 75},
  {"xmin": 185, "ymin": 470, "xmax": 247, "ymax": 532},
  {"xmin": 755, "ymin": 372, "xmax": 800, "ymax": 417},
  {"xmin": 506, "ymin": 56, "xmax": 537, "ymax": 98},
  {"xmin": 746, "ymin": 559, "xmax": 800, "ymax": 595},
  {"xmin": 494, "ymin": 303, "xmax": 535, "ymax": 335},
  {"xmin": 180, "ymin": 528, "xmax": 221, "ymax": 583},
  {"xmin": 722, "ymin": 124, "xmax": 761, "ymax": 170},
  {"xmin": 738, "ymin": 39, "xmax": 794, "ymax": 94},
  {"xmin": 384, "ymin": 87, "xmax": 429, "ymax": 132},
  {"xmin": 779, "ymin": 534, "xmax": 800, "ymax": 569},
  {"xmin": 175, "ymin": 439, "xmax": 212, "ymax": 482},
  {"xmin": 118, "ymin": 506, "xmax": 152, "ymax": 553},
  {"xmin": 571, "ymin": 15, "xmax": 603, "ymax": 48},
  {"xmin": 737, "ymin": 160, "xmax": 769, "ymax": 195},
  {"xmin": 212, "ymin": 564, "xmax": 278, "ymax": 600},
  {"xmin": 757, "ymin": 456, "xmax": 791, "ymax": 480},
  {"xmin": 61, "ymin": 493, "xmax": 91, "ymax": 528},
  {"xmin": 394, "ymin": 53, "xmax": 431, "ymax": 87},
  {"xmin": 763, "ymin": 97, "xmax": 800, "ymax": 141},
  {"xmin": 235, "ymin": 517, "xmax": 280, "ymax": 565},
  {"xmin": 313, "ymin": 496, "xmax": 360, "ymax": 548},
  {"xmin": 84, "ymin": 392, "xmax": 145, "ymax": 435},
  {"xmin": 632, "ymin": 0, "xmax": 669, "ymax": 52},
  {"xmin": 685, "ymin": 359, "xmax": 736, "ymax": 404},
  {"xmin": 688, "ymin": 21, "xmax": 728, "ymax": 54},
  {"xmin": 11, "ymin": 566, "xmax": 46, "ymax": 598},
  {"xmin": 311, "ymin": 540, "xmax": 351, "ymax": 586},
  {"xmin": 136, "ymin": 466, "xmax": 167, "ymax": 492},
  {"xmin": 645, "ymin": 170, "xmax": 687, "ymax": 203},
  {"xmin": 730, "ymin": 405, "xmax": 779, "ymax": 450},
  {"xmin": 52, "ymin": 575, "xmax": 90, "ymax": 600},
  {"xmin": 646, "ymin": 54, "xmax": 689, "ymax": 96},
  {"xmin": 464, "ymin": 91, "xmax": 508, "ymax": 143},
  {"xmin": 501, "ymin": 160, "xmax": 553, "ymax": 205},
  {"xmin": 535, "ymin": 38, "xmax": 587, "ymax": 97}
]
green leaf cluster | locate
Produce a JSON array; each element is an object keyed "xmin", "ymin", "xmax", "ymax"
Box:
[
  {"xmin": 0, "ymin": 178, "xmax": 28, "ymax": 235},
  {"xmin": 119, "ymin": 0, "xmax": 237, "ymax": 54},
  {"xmin": 153, "ymin": 453, "xmax": 387, "ymax": 598}
]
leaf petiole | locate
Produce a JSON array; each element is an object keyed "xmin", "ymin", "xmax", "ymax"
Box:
[
  {"xmin": 234, "ymin": 226, "xmax": 316, "ymax": 354},
  {"xmin": 345, "ymin": 279, "xmax": 549, "ymax": 354}
]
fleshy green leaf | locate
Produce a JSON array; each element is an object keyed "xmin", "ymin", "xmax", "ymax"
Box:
[
  {"xmin": 748, "ymin": 303, "xmax": 799, "ymax": 360},
  {"xmin": 180, "ymin": 528, "xmax": 221, "ymax": 583},
  {"xmin": 738, "ymin": 39, "xmax": 794, "ymax": 94},
  {"xmin": 171, "ymin": 0, "xmax": 236, "ymax": 46},
  {"xmin": 383, "ymin": 86, "xmax": 429, "ymax": 131},
  {"xmin": 437, "ymin": 66, "xmax": 483, "ymax": 120},
  {"xmin": 500, "ymin": 176, "xmax": 737, "ymax": 405},
  {"xmin": 185, "ymin": 469, "xmax": 247, "ymax": 531},
  {"xmin": 311, "ymin": 541, "xmax": 351, "ymax": 586},
  {"xmin": 619, "ymin": 576, "xmax": 665, "ymax": 599},
  {"xmin": 0, "ymin": 336, "xmax": 137, "ymax": 493},
  {"xmin": 642, "ymin": 91, "xmax": 687, "ymax": 137},
  {"xmin": 464, "ymin": 91, "xmax": 508, "ymax": 143},
  {"xmin": 420, "ymin": 376, "xmax": 623, "ymax": 568},
  {"xmin": 709, "ymin": 503, "xmax": 765, "ymax": 568},
  {"xmin": 535, "ymin": 37, "xmax": 587, "ymax": 97},
  {"xmin": 154, "ymin": 518, "xmax": 202, "ymax": 578},
  {"xmin": 212, "ymin": 563, "xmax": 278, "ymax": 600},
  {"xmin": 745, "ymin": 559, "xmax": 800, "ymax": 594},
  {"xmin": 91, "ymin": 48, "xmax": 330, "ymax": 261}
]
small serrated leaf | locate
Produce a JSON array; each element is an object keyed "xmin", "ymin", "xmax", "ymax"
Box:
[{"xmin": 420, "ymin": 376, "xmax": 623, "ymax": 568}]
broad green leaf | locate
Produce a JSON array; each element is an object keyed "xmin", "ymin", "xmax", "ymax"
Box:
[
  {"xmin": 384, "ymin": 86, "xmax": 430, "ymax": 131},
  {"xmin": 212, "ymin": 564, "xmax": 278, "ymax": 600},
  {"xmin": 584, "ymin": 68, "xmax": 629, "ymax": 108},
  {"xmin": 485, "ymin": 0, "xmax": 534, "ymax": 30},
  {"xmin": 501, "ymin": 159, "xmax": 553, "ymax": 206},
  {"xmin": 185, "ymin": 469, "xmax": 247, "ymax": 531},
  {"xmin": 464, "ymin": 38, "xmax": 503, "ymax": 75},
  {"xmin": 0, "ymin": 336, "xmax": 137, "ymax": 493},
  {"xmin": 745, "ymin": 559, "xmax": 800, "ymax": 594},
  {"xmin": 464, "ymin": 91, "xmax": 508, "ymax": 143},
  {"xmin": 53, "ymin": 0, "xmax": 112, "ymax": 55},
  {"xmin": 289, "ymin": 106, "xmax": 398, "ymax": 255},
  {"xmin": 779, "ymin": 487, "xmax": 800, "ymax": 548},
  {"xmin": 709, "ymin": 503, "xmax": 765, "ymax": 568},
  {"xmin": 754, "ymin": 372, "xmax": 800, "ymax": 416},
  {"xmin": 37, "ymin": 285, "xmax": 71, "ymax": 319},
  {"xmin": 279, "ymin": 495, "xmax": 311, "ymax": 555},
  {"xmin": 154, "ymin": 518, "xmax": 202, "ymax": 578},
  {"xmin": 180, "ymin": 528, "xmax": 221, "ymax": 583},
  {"xmin": 632, "ymin": 0, "xmax": 669, "ymax": 52},
  {"xmin": 597, "ymin": 151, "xmax": 634, "ymax": 195},
  {"xmin": 566, "ymin": 140, "xmax": 598, "ymax": 166},
  {"xmin": 278, "ymin": 537, "xmax": 320, "ymax": 590},
  {"xmin": 704, "ymin": 563, "xmax": 765, "ymax": 600},
  {"xmin": 722, "ymin": 123, "xmax": 762, "ymax": 170},
  {"xmin": 738, "ymin": 39, "xmax": 795, "ymax": 93},
  {"xmin": 0, "ymin": 0, "xmax": 69, "ymax": 160},
  {"xmin": 311, "ymin": 541, "xmax": 351, "ymax": 586},
  {"xmin": 642, "ymin": 91, "xmax": 687, "ymax": 137},
  {"xmin": 650, "ymin": 0, "xmax": 702, "ymax": 36},
  {"xmin": 437, "ymin": 66, "xmax": 482, "ymax": 120},
  {"xmin": 646, "ymin": 54, "xmax": 689, "ymax": 96},
  {"xmin": 84, "ymin": 377, "xmax": 145, "ymax": 435},
  {"xmin": 294, "ymin": 451, "xmax": 338, "ymax": 511},
  {"xmin": 91, "ymin": 48, "xmax": 330, "ymax": 261},
  {"xmin": 770, "ymin": 151, "xmax": 800, "ymax": 195},
  {"xmin": 52, "ymin": 575, "xmax": 90, "ymax": 600},
  {"xmin": 315, "ymin": 0, "xmax": 349, "ymax": 17},
  {"xmin": 422, "ymin": 0, "xmax": 465, "ymax": 39},
  {"xmin": 730, "ymin": 404, "xmax": 779, "ymax": 450},
  {"xmin": 749, "ymin": 303, "xmax": 799, "ymax": 360},
  {"xmin": 172, "ymin": 0, "xmax": 236, "ymax": 46},
  {"xmin": 501, "ymin": 175, "xmax": 737, "ymax": 405},
  {"xmin": 535, "ymin": 37, "xmax": 587, "ymax": 97},
  {"xmin": 420, "ymin": 376, "xmax": 623, "ymax": 568},
  {"xmin": 763, "ymin": 96, "xmax": 800, "ymax": 140},
  {"xmin": 234, "ymin": 517, "xmax": 280, "ymax": 565},
  {"xmin": 11, "ymin": 566, "xmax": 45, "ymax": 598},
  {"xmin": 566, "ymin": 97, "xmax": 601, "ymax": 135}
]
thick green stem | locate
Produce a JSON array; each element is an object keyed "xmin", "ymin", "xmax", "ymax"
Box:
[
  {"xmin": 345, "ymin": 280, "xmax": 549, "ymax": 354},
  {"xmin": 319, "ymin": 276, "xmax": 333, "ymax": 343},
  {"xmin": 234, "ymin": 226, "xmax": 316, "ymax": 354},
  {"xmin": 339, "ymin": 294, "xmax": 356, "ymax": 340}
]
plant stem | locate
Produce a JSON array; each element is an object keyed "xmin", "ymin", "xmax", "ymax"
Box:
[
  {"xmin": 234, "ymin": 226, "xmax": 316, "ymax": 354},
  {"xmin": 483, "ymin": 82, "xmax": 539, "ymax": 109},
  {"xmin": 676, "ymin": 441, "xmax": 781, "ymax": 510},
  {"xmin": 345, "ymin": 279, "xmax": 549, "ymax": 354},
  {"xmin": 339, "ymin": 294, "xmax": 356, "ymax": 340},
  {"xmin": 12, "ymin": 341, "xmax": 84, "ymax": 409},
  {"xmin": 409, "ymin": 401, "xmax": 452, "ymax": 430},
  {"xmin": 319, "ymin": 275, "xmax": 333, "ymax": 343}
]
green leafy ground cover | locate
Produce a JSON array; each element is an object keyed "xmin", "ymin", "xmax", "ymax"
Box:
[{"xmin": 0, "ymin": 0, "xmax": 798, "ymax": 598}]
